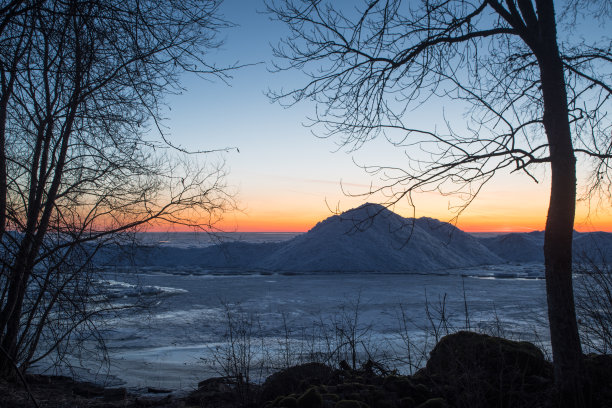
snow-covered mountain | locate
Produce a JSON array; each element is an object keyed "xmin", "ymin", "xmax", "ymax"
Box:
[
  {"xmin": 478, "ymin": 231, "xmax": 545, "ymax": 263},
  {"xmin": 254, "ymin": 204, "xmax": 501, "ymax": 272},
  {"xmin": 572, "ymin": 232, "xmax": 612, "ymax": 262},
  {"xmin": 95, "ymin": 203, "xmax": 612, "ymax": 272},
  {"xmin": 477, "ymin": 230, "xmax": 612, "ymax": 263}
]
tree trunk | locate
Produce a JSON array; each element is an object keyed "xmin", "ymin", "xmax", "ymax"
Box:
[
  {"xmin": 543, "ymin": 136, "xmax": 585, "ymax": 406},
  {"xmin": 537, "ymin": 19, "xmax": 586, "ymax": 408},
  {"xmin": 0, "ymin": 268, "xmax": 29, "ymax": 376}
]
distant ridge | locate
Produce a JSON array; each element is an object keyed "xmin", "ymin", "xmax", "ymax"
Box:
[
  {"xmin": 478, "ymin": 232, "xmax": 545, "ymax": 263},
  {"xmin": 478, "ymin": 230, "xmax": 612, "ymax": 263},
  {"xmin": 95, "ymin": 203, "xmax": 612, "ymax": 272}
]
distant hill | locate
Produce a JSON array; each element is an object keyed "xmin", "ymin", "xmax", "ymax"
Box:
[
  {"xmin": 572, "ymin": 232, "xmax": 612, "ymax": 262},
  {"xmin": 255, "ymin": 204, "xmax": 501, "ymax": 272},
  {"xmin": 478, "ymin": 231, "xmax": 545, "ymax": 263},
  {"xmin": 477, "ymin": 230, "xmax": 612, "ymax": 263},
  {"xmin": 94, "ymin": 203, "xmax": 612, "ymax": 272}
]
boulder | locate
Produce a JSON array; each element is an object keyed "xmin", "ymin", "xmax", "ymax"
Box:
[
  {"xmin": 297, "ymin": 387, "xmax": 323, "ymax": 408},
  {"xmin": 261, "ymin": 363, "xmax": 336, "ymax": 404},
  {"xmin": 424, "ymin": 331, "xmax": 552, "ymax": 407},
  {"xmin": 185, "ymin": 376, "xmax": 238, "ymax": 406}
]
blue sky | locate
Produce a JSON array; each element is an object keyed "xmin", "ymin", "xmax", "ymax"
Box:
[{"xmin": 158, "ymin": 0, "xmax": 612, "ymax": 232}]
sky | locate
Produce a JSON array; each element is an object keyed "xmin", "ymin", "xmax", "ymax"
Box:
[{"xmin": 159, "ymin": 0, "xmax": 612, "ymax": 233}]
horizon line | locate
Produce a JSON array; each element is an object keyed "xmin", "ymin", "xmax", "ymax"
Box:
[{"xmin": 142, "ymin": 227, "xmax": 612, "ymax": 234}]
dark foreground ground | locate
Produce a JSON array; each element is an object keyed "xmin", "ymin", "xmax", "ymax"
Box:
[{"xmin": 2, "ymin": 332, "xmax": 611, "ymax": 408}]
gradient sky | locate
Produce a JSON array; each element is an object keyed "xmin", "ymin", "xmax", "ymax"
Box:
[{"xmin": 159, "ymin": 0, "xmax": 612, "ymax": 233}]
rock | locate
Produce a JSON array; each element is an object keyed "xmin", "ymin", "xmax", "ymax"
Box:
[
  {"xmin": 415, "ymin": 398, "xmax": 449, "ymax": 408},
  {"xmin": 382, "ymin": 376, "xmax": 429, "ymax": 402},
  {"xmin": 426, "ymin": 331, "xmax": 548, "ymax": 378},
  {"xmin": 72, "ymin": 381, "xmax": 105, "ymax": 397},
  {"xmin": 335, "ymin": 400, "xmax": 363, "ymax": 408},
  {"xmin": 197, "ymin": 375, "xmax": 238, "ymax": 391},
  {"xmin": 373, "ymin": 399, "xmax": 395, "ymax": 408},
  {"xmin": 261, "ymin": 363, "xmax": 335, "ymax": 403},
  {"xmin": 24, "ymin": 374, "xmax": 72, "ymax": 385},
  {"xmin": 103, "ymin": 387, "xmax": 127, "ymax": 401},
  {"xmin": 398, "ymin": 397, "xmax": 416, "ymax": 408},
  {"xmin": 279, "ymin": 396, "xmax": 298, "ymax": 407},
  {"xmin": 134, "ymin": 395, "xmax": 174, "ymax": 407},
  {"xmin": 323, "ymin": 393, "xmax": 341, "ymax": 402},
  {"xmin": 298, "ymin": 387, "xmax": 323, "ymax": 408},
  {"xmin": 336, "ymin": 382, "xmax": 363, "ymax": 395},
  {"xmin": 424, "ymin": 331, "xmax": 552, "ymax": 407},
  {"xmin": 146, "ymin": 386, "xmax": 172, "ymax": 394},
  {"xmin": 186, "ymin": 377, "xmax": 238, "ymax": 406}
]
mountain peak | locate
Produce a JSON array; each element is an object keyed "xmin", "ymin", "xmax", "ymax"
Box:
[{"xmin": 342, "ymin": 202, "xmax": 395, "ymax": 219}]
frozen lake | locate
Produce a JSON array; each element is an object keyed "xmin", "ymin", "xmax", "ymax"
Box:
[
  {"xmin": 28, "ymin": 232, "xmax": 556, "ymax": 392},
  {"xmin": 61, "ymin": 264, "xmax": 549, "ymax": 392}
]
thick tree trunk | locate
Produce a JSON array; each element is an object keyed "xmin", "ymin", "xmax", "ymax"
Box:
[
  {"xmin": 0, "ymin": 238, "xmax": 35, "ymax": 377},
  {"xmin": 537, "ymin": 27, "xmax": 586, "ymax": 408},
  {"xmin": 543, "ymin": 137, "xmax": 585, "ymax": 406}
]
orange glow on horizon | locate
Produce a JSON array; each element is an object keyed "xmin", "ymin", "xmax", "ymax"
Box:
[
  {"xmin": 140, "ymin": 183, "xmax": 612, "ymax": 234},
  {"xmin": 143, "ymin": 211, "xmax": 612, "ymax": 234}
]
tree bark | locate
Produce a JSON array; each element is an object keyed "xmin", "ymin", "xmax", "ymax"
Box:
[{"xmin": 536, "ymin": 2, "xmax": 585, "ymax": 404}]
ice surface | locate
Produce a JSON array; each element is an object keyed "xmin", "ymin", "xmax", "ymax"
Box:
[
  {"xmin": 75, "ymin": 269, "xmax": 550, "ymax": 391},
  {"xmin": 96, "ymin": 279, "xmax": 188, "ymax": 300}
]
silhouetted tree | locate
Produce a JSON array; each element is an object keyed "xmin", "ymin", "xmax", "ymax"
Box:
[
  {"xmin": 0, "ymin": 0, "xmax": 235, "ymax": 376},
  {"xmin": 575, "ymin": 253, "xmax": 612, "ymax": 355},
  {"xmin": 267, "ymin": 0, "xmax": 611, "ymax": 404}
]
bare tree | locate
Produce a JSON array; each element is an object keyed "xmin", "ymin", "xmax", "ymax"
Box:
[
  {"xmin": 0, "ymin": 0, "xmax": 235, "ymax": 377},
  {"xmin": 575, "ymin": 253, "xmax": 612, "ymax": 355},
  {"xmin": 267, "ymin": 0, "xmax": 611, "ymax": 404}
]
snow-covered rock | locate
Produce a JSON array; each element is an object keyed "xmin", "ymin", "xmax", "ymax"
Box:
[{"xmin": 253, "ymin": 204, "xmax": 502, "ymax": 272}]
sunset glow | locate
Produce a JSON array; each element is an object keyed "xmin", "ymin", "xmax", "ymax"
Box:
[{"xmin": 145, "ymin": 191, "xmax": 612, "ymax": 234}]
